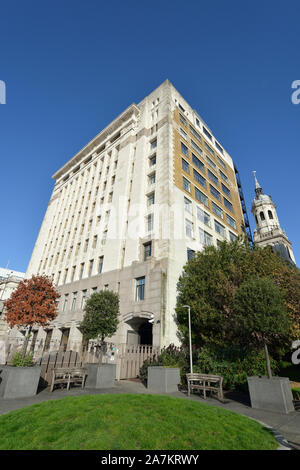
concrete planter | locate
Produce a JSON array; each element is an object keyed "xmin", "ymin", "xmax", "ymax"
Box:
[
  {"xmin": 247, "ymin": 376, "xmax": 295, "ymax": 414},
  {"xmin": 147, "ymin": 366, "xmax": 180, "ymax": 393},
  {"xmin": 84, "ymin": 363, "xmax": 116, "ymax": 389},
  {"xmin": 0, "ymin": 365, "xmax": 42, "ymax": 399}
]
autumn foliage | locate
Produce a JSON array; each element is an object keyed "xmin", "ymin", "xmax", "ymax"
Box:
[{"xmin": 4, "ymin": 275, "xmax": 59, "ymax": 329}]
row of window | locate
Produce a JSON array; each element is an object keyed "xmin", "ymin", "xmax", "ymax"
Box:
[
  {"xmin": 182, "ymin": 158, "xmax": 232, "ymax": 205},
  {"xmin": 55, "ymin": 256, "xmax": 104, "ymax": 286},
  {"xmin": 183, "ymin": 178, "xmax": 236, "ymax": 228},
  {"xmin": 178, "ymin": 105, "xmax": 226, "ymax": 165},
  {"xmin": 179, "ymin": 119, "xmax": 227, "ymax": 172},
  {"xmin": 181, "ymin": 140, "xmax": 229, "ymax": 183},
  {"xmin": 61, "ymin": 275, "xmax": 146, "ymax": 312},
  {"xmin": 185, "ymin": 216, "xmax": 237, "ymax": 244}
]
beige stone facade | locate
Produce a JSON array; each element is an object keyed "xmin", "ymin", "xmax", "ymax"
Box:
[{"xmin": 23, "ymin": 80, "xmax": 245, "ymax": 354}]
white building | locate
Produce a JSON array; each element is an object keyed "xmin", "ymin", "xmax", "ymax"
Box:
[
  {"xmin": 251, "ymin": 171, "xmax": 296, "ymax": 264},
  {"xmin": 0, "ymin": 267, "xmax": 25, "ymax": 341},
  {"xmin": 25, "ymin": 80, "xmax": 247, "ymax": 354}
]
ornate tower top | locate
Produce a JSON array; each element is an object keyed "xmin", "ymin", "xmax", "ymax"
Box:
[
  {"xmin": 251, "ymin": 172, "xmax": 296, "ymax": 264},
  {"xmin": 253, "ymin": 171, "xmax": 263, "ymax": 198}
]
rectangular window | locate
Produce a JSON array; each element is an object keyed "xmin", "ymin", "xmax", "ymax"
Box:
[
  {"xmin": 212, "ymin": 202, "xmax": 223, "ymax": 219},
  {"xmin": 181, "ymin": 142, "xmax": 188, "ymax": 156},
  {"xmin": 147, "ymin": 192, "xmax": 155, "ymax": 206},
  {"xmin": 185, "ymin": 219, "xmax": 194, "ymax": 238},
  {"xmin": 224, "ymin": 197, "xmax": 233, "ymax": 212},
  {"xmin": 149, "ymin": 155, "xmax": 156, "ymax": 167},
  {"xmin": 63, "ymin": 269, "xmax": 68, "ymax": 284},
  {"xmin": 203, "ymin": 127, "xmax": 212, "ymax": 141},
  {"xmin": 179, "ymin": 114, "xmax": 186, "ymax": 126},
  {"xmin": 199, "ymin": 228, "xmax": 213, "ymax": 246},
  {"xmin": 217, "ymin": 156, "xmax": 226, "ymax": 169},
  {"xmin": 219, "ymin": 170, "xmax": 228, "ymax": 182},
  {"xmin": 206, "ymin": 156, "xmax": 217, "ymax": 170},
  {"xmin": 63, "ymin": 294, "xmax": 69, "ymax": 312},
  {"xmin": 208, "ymin": 169, "xmax": 219, "ymax": 185},
  {"xmin": 182, "ymin": 158, "xmax": 189, "ymax": 173},
  {"xmin": 151, "ymin": 139, "xmax": 157, "ymax": 150},
  {"xmin": 197, "ymin": 206, "xmax": 211, "ymax": 227},
  {"xmin": 184, "ymin": 197, "xmax": 192, "ymax": 214},
  {"xmin": 204, "ymin": 141, "xmax": 214, "ymax": 156},
  {"xmin": 191, "ymin": 140, "xmax": 202, "ymax": 155},
  {"xmin": 180, "ymin": 128, "xmax": 188, "ymax": 140},
  {"xmin": 92, "ymin": 236, "xmax": 97, "ymax": 248},
  {"xmin": 88, "ymin": 259, "xmax": 94, "ymax": 277},
  {"xmin": 229, "ymin": 231, "xmax": 238, "ymax": 241},
  {"xmin": 195, "ymin": 187, "xmax": 209, "ymax": 207},
  {"xmin": 84, "ymin": 239, "xmax": 89, "ymax": 252},
  {"xmin": 102, "ymin": 230, "xmax": 107, "ymax": 245},
  {"xmin": 79, "ymin": 263, "xmax": 85, "ymax": 280},
  {"xmin": 144, "ymin": 242, "xmax": 152, "ymax": 260},
  {"xmin": 221, "ymin": 183, "xmax": 231, "ymax": 197},
  {"xmin": 189, "ymin": 126, "xmax": 202, "ymax": 142},
  {"xmin": 81, "ymin": 290, "xmax": 87, "ymax": 309},
  {"xmin": 187, "ymin": 248, "xmax": 195, "ymax": 260},
  {"xmin": 215, "ymin": 220, "xmax": 226, "ymax": 238},
  {"xmin": 183, "ymin": 177, "xmax": 191, "ymax": 193},
  {"xmin": 147, "ymin": 213, "xmax": 154, "ymax": 231},
  {"xmin": 136, "ymin": 277, "xmax": 145, "ymax": 301},
  {"xmin": 215, "ymin": 141, "xmax": 224, "ymax": 155},
  {"xmin": 98, "ymin": 256, "xmax": 104, "ymax": 274},
  {"xmin": 148, "ymin": 172, "xmax": 156, "ymax": 185},
  {"xmin": 192, "ymin": 153, "xmax": 205, "ymax": 172},
  {"xmin": 226, "ymin": 214, "xmax": 237, "ymax": 229},
  {"xmin": 71, "ymin": 292, "xmax": 77, "ymax": 311},
  {"xmin": 210, "ymin": 184, "xmax": 221, "ymax": 201},
  {"xmin": 194, "ymin": 169, "xmax": 206, "ymax": 187}
]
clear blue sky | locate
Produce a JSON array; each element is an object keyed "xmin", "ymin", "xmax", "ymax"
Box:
[{"xmin": 0, "ymin": 0, "xmax": 299, "ymax": 272}]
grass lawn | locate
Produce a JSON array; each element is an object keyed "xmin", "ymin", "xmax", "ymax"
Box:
[{"xmin": 0, "ymin": 394, "xmax": 278, "ymax": 450}]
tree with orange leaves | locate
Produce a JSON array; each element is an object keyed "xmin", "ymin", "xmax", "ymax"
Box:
[{"xmin": 4, "ymin": 275, "xmax": 59, "ymax": 357}]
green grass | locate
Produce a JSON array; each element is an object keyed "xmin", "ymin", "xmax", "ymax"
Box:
[
  {"xmin": 0, "ymin": 394, "xmax": 278, "ymax": 450},
  {"xmin": 292, "ymin": 387, "xmax": 300, "ymax": 399}
]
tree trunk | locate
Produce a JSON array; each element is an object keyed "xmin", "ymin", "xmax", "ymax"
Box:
[
  {"xmin": 264, "ymin": 340, "xmax": 272, "ymax": 379},
  {"xmin": 22, "ymin": 326, "xmax": 32, "ymax": 359}
]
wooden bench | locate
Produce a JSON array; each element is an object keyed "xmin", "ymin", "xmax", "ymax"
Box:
[
  {"xmin": 186, "ymin": 373, "xmax": 224, "ymax": 402},
  {"xmin": 50, "ymin": 367, "xmax": 86, "ymax": 392}
]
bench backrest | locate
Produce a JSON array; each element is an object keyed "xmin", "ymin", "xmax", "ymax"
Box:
[{"xmin": 186, "ymin": 373, "xmax": 222, "ymax": 382}]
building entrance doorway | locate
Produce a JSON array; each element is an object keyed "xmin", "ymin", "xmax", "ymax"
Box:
[{"xmin": 126, "ymin": 317, "xmax": 153, "ymax": 345}]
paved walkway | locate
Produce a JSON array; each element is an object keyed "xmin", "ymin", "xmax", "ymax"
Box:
[{"xmin": 0, "ymin": 380, "xmax": 299, "ymax": 449}]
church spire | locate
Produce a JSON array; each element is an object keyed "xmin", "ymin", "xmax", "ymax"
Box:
[{"xmin": 253, "ymin": 171, "xmax": 263, "ymax": 198}]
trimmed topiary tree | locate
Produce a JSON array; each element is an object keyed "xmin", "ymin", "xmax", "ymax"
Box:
[{"xmin": 79, "ymin": 290, "xmax": 119, "ymax": 346}]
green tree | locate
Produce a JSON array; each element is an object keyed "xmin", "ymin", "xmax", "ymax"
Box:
[
  {"xmin": 176, "ymin": 237, "xmax": 299, "ymax": 355},
  {"xmin": 233, "ymin": 276, "xmax": 290, "ymax": 378},
  {"xmin": 79, "ymin": 290, "xmax": 119, "ymax": 345}
]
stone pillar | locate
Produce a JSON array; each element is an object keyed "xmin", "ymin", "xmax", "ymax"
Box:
[{"xmin": 68, "ymin": 323, "xmax": 83, "ymax": 352}]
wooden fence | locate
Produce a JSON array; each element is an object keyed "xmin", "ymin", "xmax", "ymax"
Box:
[
  {"xmin": 118, "ymin": 344, "xmax": 160, "ymax": 379},
  {"xmin": 5, "ymin": 341, "xmax": 160, "ymax": 383}
]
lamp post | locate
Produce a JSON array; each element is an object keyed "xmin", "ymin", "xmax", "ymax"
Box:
[{"xmin": 183, "ymin": 305, "xmax": 193, "ymax": 374}]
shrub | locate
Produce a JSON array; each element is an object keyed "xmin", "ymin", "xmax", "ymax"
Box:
[
  {"xmin": 139, "ymin": 344, "xmax": 189, "ymax": 385},
  {"xmin": 194, "ymin": 346, "xmax": 279, "ymax": 391},
  {"xmin": 139, "ymin": 344, "xmax": 279, "ymax": 392},
  {"xmin": 11, "ymin": 351, "xmax": 34, "ymax": 367}
]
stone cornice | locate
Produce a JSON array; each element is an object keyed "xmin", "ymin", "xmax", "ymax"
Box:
[{"xmin": 52, "ymin": 103, "xmax": 140, "ymax": 181}]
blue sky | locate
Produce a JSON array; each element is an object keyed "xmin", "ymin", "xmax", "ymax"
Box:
[{"xmin": 0, "ymin": 0, "xmax": 299, "ymax": 272}]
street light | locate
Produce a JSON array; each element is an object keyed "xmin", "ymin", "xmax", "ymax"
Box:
[{"xmin": 182, "ymin": 305, "xmax": 193, "ymax": 374}]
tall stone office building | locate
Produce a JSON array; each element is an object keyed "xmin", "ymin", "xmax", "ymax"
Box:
[{"xmin": 26, "ymin": 80, "xmax": 248, "ymax": 353}]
